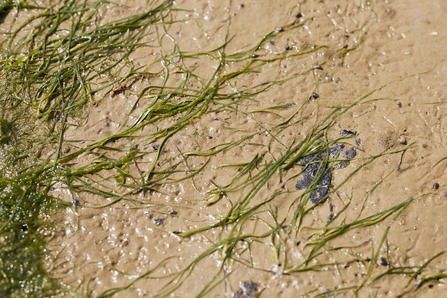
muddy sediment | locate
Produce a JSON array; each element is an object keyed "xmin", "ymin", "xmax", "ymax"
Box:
[{"xmin": 12, "ymin": 0, "xmax": 447, "ymax": 296}]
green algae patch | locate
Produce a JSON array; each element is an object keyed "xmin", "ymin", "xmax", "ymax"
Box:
[
  {"xmin": 0, "ymin": 0, "xmax": 13, "ymax": 14},
  {"xmin": 0, "ymin": 94, "xmax": 58, "ymax": 296},
  {"xmin": 0, "ymin": 0, "xmax": 175, "ymax": 296}
]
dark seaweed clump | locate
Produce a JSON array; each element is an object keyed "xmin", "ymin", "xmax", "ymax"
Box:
[{"xmin": 296, "ymin": 141, "xmax": 357, "ymax": 204}]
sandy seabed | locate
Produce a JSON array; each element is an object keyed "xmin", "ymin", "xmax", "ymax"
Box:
[{"xmin": 32, "ymin": 0, "xmax": 447, "ymax": 297}]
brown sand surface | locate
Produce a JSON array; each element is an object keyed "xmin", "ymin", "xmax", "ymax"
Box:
[{"xmin": 43, "ymin": 0, "xmax": 447, "ymax": 296}]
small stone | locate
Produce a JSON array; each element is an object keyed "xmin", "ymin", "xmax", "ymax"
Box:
[
  {"xmin": 397, "ymin": 136, "xmax": 407, "ymax": 145},
  {"xmin": 311, "ymin": 92, "xmax": 319, "ymax": 99},
  {"xmin": 433, "ymin": 183, "xmax": 440, "ymax": 190},
  {"xmin": 442, "ymin": 191, "xmax": 447, "ymax": 197}
]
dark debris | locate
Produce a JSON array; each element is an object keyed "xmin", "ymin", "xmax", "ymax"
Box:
[
  {"xmin": 296, "ymin": 137, "xmax": 358, "ymax": 204},
  {"xmin": 235, "ymin": 281, "xmax": 259, "ymax": 298},
  {"xmin": 340, "ymin": 129, "xmax": 357, "ymax": 136},
  {"xmin": 378, "ymin": 257, "xmax": 388, "ymax": 266},
  {"xmin": 154, "ymin": 218, "xmax": 166, "ymax": 226},
  {"xmin": 150, "ymin": 143, "xmax": 160, "ymax": 150}
]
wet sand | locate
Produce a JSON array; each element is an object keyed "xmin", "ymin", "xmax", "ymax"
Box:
[{"xmin": 43, "ymin": 0, "xmax": 447, "ymax": 296}]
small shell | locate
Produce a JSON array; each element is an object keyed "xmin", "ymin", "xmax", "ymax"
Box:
[{"xmin": 397, "ymin": 135, "xmax": 407, "ymax": 145}]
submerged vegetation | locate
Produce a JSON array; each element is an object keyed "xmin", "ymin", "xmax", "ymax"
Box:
[{"xmin": 0, "ymin": 0, "xmax": 446, "ymax": 297}]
